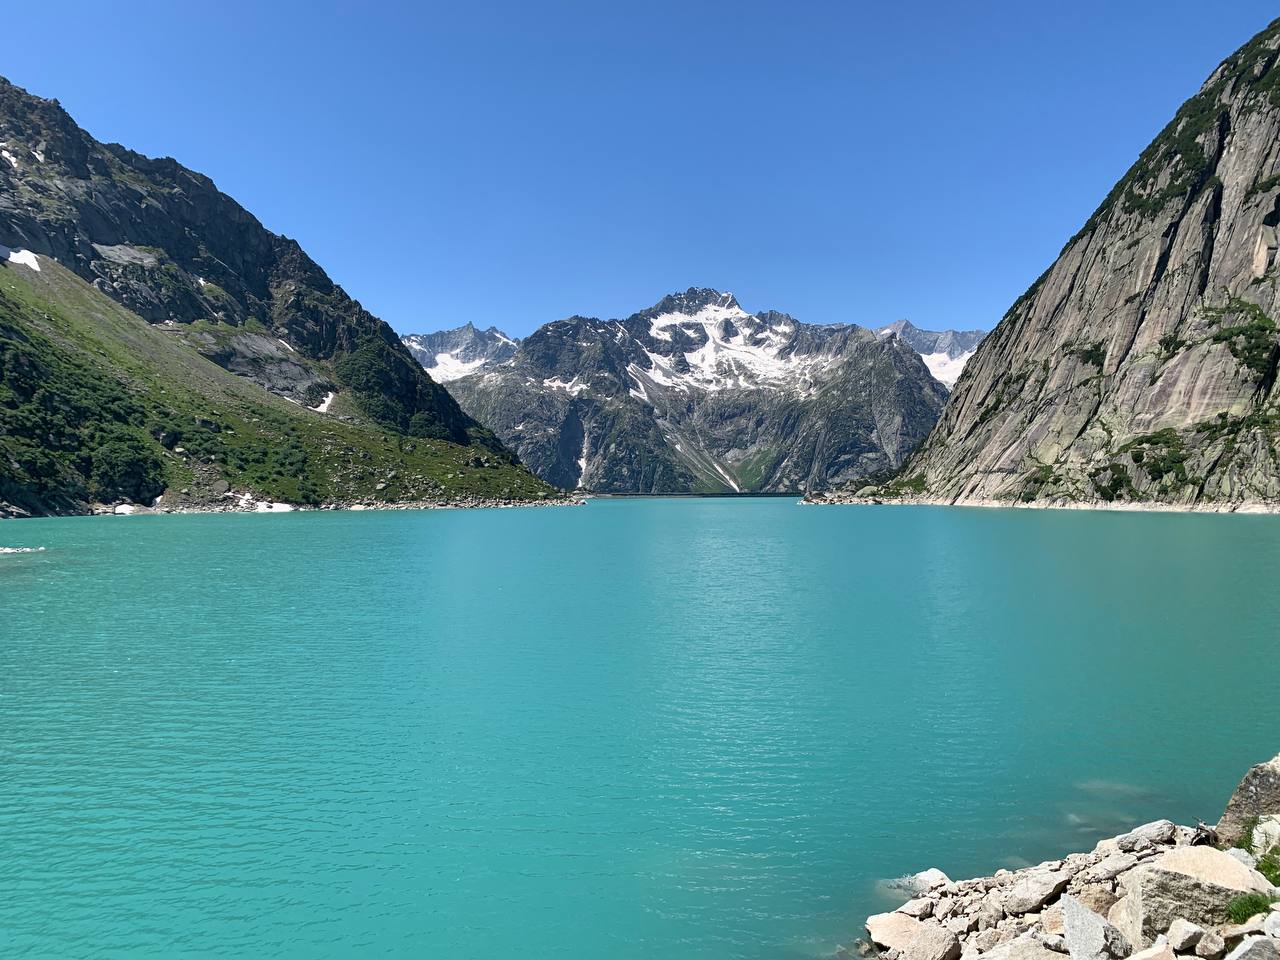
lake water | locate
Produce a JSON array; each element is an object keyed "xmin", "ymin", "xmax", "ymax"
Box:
[{"xmin": 2, "ymin": 499, "xmax": 1277, "ymax": 958}]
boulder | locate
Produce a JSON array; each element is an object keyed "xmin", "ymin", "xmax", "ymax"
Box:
[
  {"xmin": 1226, "ymin": 848, "xmax": 1259, "ymax": 869},
  {"xmin": 1107, "ymin": 846, "xmax": 1275, "ymax": 946},
  {"xmin": 1224, "ymin": 938, "xmax": 1280, "ymax": 960},
  {"xmin": 1221, "ymin": 916, "xmax": 1268, "ymax": 943},
  {"xmin": 867, "ymin": 915, "xmax": 960, "ymax": 960},
  {"xmin": 1265, "ymin": 912, "xmax": 1280, "ymax": 938},
  {"xmin": 981, "ymin": 934, "xmax": 1064, "ymax": 960},
  {"xmin": 1005, "ymin": 869, "xmax": 1071, "ymax": 914},
  {"xmin": 1197, "ymin": 932, "xmax": 1227, "ymax": 960},
  {"xmin": 1061, "ymin": 895, "xmax": 1131, "ymax": 960},
  {"xmin": 1166, "ymin": 919, "xmax": 1207, "ymax": 952},
  {"xmin": 1116, "ymin": 821, "xmax": 1177, "ymax": 852},
  {"xmin": 1082, "ymin": 852, "xmax": 1138, "ymax": 883},
  {"xmin": 1253, "ymin": 815, "xmax": 1280, "ymax": 854},
  {"xmin": 1218, "ymin": 754, "xmax": 1280, "ymax": 846},
  {"xmin": 1127, "ymin": 940, "xmax": 1175, "ymax": 960},
  {"xmin": 900, "ymin": 898, "xmax": 934, "ymax": 918}
]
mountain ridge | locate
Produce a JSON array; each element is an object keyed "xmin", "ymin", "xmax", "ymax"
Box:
[{"xmin": 430, "ymin": 287, "xmax": 949, "ymax": 493}]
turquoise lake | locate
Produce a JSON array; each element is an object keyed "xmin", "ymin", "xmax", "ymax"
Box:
[{"xmin": 1, "ymin": 498, "xmax": 1277, "ymax": 958}]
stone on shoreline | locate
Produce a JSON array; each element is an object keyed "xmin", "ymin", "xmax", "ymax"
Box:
[
  {"xmin": 1109, "ymin": 847, "xmax": 1274, "ymax": 947},
  {"xmin": 1062, "ymin": 895, "xmax": 1131, "ymax": 960},
  {"xmin": 867, "ymin": 914, "xmax": 961, "ymax": 960},
  {"xmin": 1218, "ymin": 754, "xmax": 1280, "ymax": 846}
]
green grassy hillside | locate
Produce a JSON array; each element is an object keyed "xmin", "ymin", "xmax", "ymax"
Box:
[{"xmin": 0, "ymin": 257, "xmax": 562, "ymax": 516}]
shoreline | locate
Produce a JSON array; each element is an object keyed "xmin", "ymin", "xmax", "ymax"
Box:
[
  {"xmin": 2, "ymin": 493, "xmax": 587, "ymax": 521},
  {"xmin": 854, "ymin": 752, "xmax": 1280, "ymax": 960},
  {"xmin": 806, "ymin": 494, "xmax": 1280, "ymax": 516}
]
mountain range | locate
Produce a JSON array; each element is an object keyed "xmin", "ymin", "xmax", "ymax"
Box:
[
  {"xmin": 405, "ymin": 291, "xmax": 964, "ymax": 493},
  {"xmin": 0, "ymin": 76, "xmax": 556, "ymax": 516},
  {"xmin": 823, "ymin": 16, "xmax": 1280, "ymax": 509}
]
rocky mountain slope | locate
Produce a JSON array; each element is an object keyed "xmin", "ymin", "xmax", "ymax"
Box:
[
  {"xmin": 875, "ymin": 320, "xmax": 986, "ymax": 388},
  {"xmin": 438, "ymin": 288, "xmax": 948, "ymax": 493},
  {"xmin": 853, "ymin": 752, "xmax": 1280, "ymax": 960},
  {"xmin": 402, "ymin": 323, "xmax": 518, "ymax": 382},
  {"xmin": 829, "ymin": 18, "xmax": 1280, "ymax": 509},
  {"xmin": 0, "ymin": 76, "xmax": 558, "ymax": 515}
]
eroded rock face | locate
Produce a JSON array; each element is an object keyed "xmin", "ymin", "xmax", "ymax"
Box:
[
  {"xmin": 1219, "ymin": 753, "xmax": 1280, "ymax": 845},
  {"xmin": 834, "ymin": 18, "xmax": 1280, "ymax": 509}
]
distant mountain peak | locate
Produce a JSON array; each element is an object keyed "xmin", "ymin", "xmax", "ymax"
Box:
[
  {"xmin": 875, "ymin": 320, "xmax": 987, "ymax": 388},
  {"xmin": 642, "ymin": 287, "xmax": 743, "ymax": 318},
  {"xmin": 402, "ymin": 323, "xmax": 520, "ymax": 382}
]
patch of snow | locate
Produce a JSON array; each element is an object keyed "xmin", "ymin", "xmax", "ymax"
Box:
[
  {"xmin": 543, "ymin": 376, "xmax": 589, "ymax": 395},
  {"xmin": 710, "ymin": 461, "xmax": 741, "ymax": 493},
  {"xmin": 921, "ymin": 350, "xmax": 974, "ymax": 388},
  {"xmin": 197, "ymin": 277, "xmax": 208, "ymax": 287},
  {"xmin": 0, "ymin": 245, "xmax": 41, "ymax": 271},
  {"xmin": 576, "ymin": 435, "xmax": 589, "ymax": 489},
  {"xmin": 312, "ymin": 391, "xmax": 336, "ymax": 413},
  {"xmin": 113, "ymin": 504, "xmax": 139, "ymax": 515},
  {"xmin": 2, "ymin": 149, "xmax": 17, "ymax": 169},
  {"xmin": 30, "ymin": 148, "xmax": 44, "ymax": 163},
  {"xmin": 276, "ymin": 338, "xmax": 296, "ymax": 353},
  {"xmin": 428, "ymin": 351, "xmax": 489, "ymax": 382},
  {"xmin": 254, "ymin": 501, "xmax": 295, "ymax": 513}
]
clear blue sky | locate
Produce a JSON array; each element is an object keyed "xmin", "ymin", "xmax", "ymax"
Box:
[{"xmin": 4, "ymin": 2, "xmax": 1276, "ymax": 336}]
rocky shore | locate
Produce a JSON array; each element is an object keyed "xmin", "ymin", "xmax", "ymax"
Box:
[
  {"xmin": 807, "ymin": 493, "xmax": 1280, "ymax": 515},
  {"xmin": 852, "ymin": 754, "xmax": 1280, "ymax": 960},
  {"xmin": 86, "ymin": 489, "xmax": 586, "ymax": 517}
]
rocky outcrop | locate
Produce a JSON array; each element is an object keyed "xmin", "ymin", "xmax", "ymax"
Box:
[
  {"xmin": 825, "ymin": 18, "xmax": 1280, "ymax": 510},
  {"xmin": 852, "ymin": 753, "xmax": 1280, "ymax": 960},
  {"xmin": 440, "ymin": 288, "xmax": 949, "ymax": 493},
  {"xmin": 1220, "ymin": 756, "xmax": 1280, "ymax": 845}
]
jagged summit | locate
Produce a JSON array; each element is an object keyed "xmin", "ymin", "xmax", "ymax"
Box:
[{"xmin": 637, "ymin": 287, "xmax": 743, "ymax": 318}]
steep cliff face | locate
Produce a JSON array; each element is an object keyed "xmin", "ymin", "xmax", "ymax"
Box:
[
  {"xmin": 0, "ymin": 76, "xmax": 498, "ymax": 450},
  {"xmin": 845, "ymin": 18, "xmax": 1280, "ymax": 509},
  {"xmin": 443, "ymin": 289, "xmax": 948, "ymax": 493}
]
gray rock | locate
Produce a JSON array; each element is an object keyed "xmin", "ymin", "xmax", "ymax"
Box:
[
  {"xmin": 900, "ymin": 898, "xmax": 934, "ymax": 919},
  {"xmin": 1166, "ymin": 919, "xmax": 1207, "ymax": 952},
  {"xmin": 981, "ymin": 933, "xmax": 1066, "ymax": 960},
  {"xmin": 1062, "ymin": 895, "xmax": 1132, "ymax": 960},
  {"xmin": 1265, "ymin": 912, "xmax": 1280, "ymax": 938},
  {"xmin": 1197, "ymin": 931, "xmax": 1227, "ymax": 960},
  {"xmin": 1108, "ymin": 846, "xmax": 1275, "ymax": 947},
  {"xmin": 1219, "ymin": 754, "xmax": 1280, "ymax": 847},
  {"xmin": 1117, "ymin": 822, "xmax": 1178, "ymax": 853},
  {"xmin": 867, "ymin": 915, "xmax": 960, "ymax": 960},
  {"xmin": 1224, "ymin": 938, "xmax": 1280, "ymax": 960},
  {"xmin": 1082, "ymin": 852, "xmax": 1138, "ymax": 883},
  {"xmin": 1005, "ymin": 869, "xmax": 1071, "ymax": 915},
  {"xmin": 1225, "ymin": 848, "xmax": 1258, "ymax": 869},
  {"xmin": 1252, "ymin": 815, "xmax": 1280, "ymax": 854}
]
